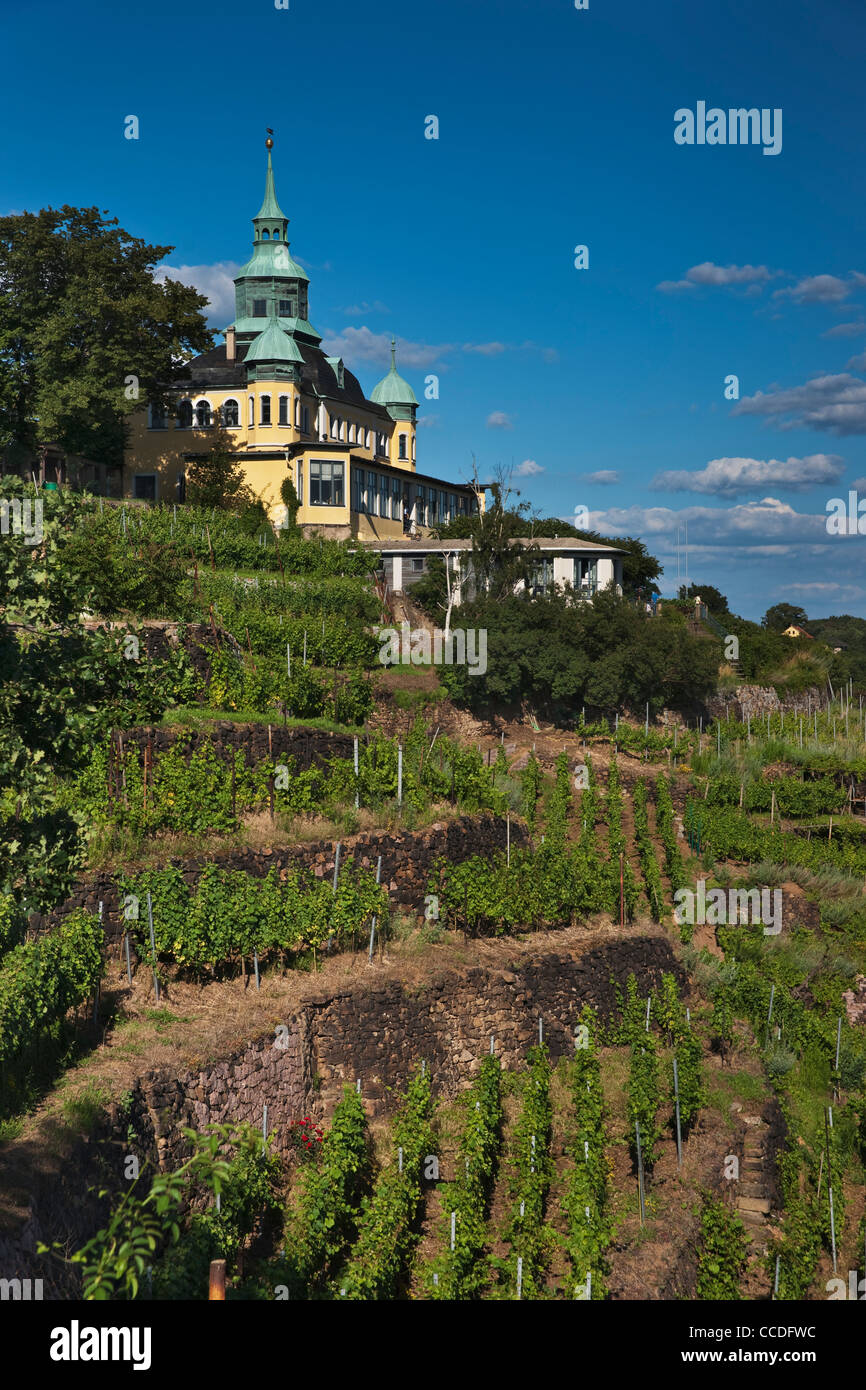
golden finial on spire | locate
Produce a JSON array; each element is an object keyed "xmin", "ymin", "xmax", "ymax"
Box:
[{"xmin": 265, "ymin": 128, "xmax": 274, "ymax": 150}]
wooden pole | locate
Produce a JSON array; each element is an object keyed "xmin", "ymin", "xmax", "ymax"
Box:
[
  {"xmin": 673, "ymin": 1056, "xmax": 683, "ymax": 1169},
  {"xmin": 146, "ymin": 892, "xmax": 159, "ymax": 1004},
  {"xmin": 635, "ymin": 1121, "xmax": 646, "ymax": 1224},
  {"xmin": 208, "ymin": 1259, "xmax": 226, "ymax": 1300}
]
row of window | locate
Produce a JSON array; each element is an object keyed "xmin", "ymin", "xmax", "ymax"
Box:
[
  {"xmin": 131, "ymin": 464, "xmax": 478, "ymax": 523},
  {"xmin": 326, "ymin": 414, "xmax": 412, "ymax": 460},
  {"xmin": 153, "ymin": 399, "xmax": 314, "ymax": 432},
  {"xmin": 350, "ymin": 471, "xmax": 471, "ymax": 525},
  {"xmin": 151, "ymin": 400, "xmax": 412, "ymax": 463},
  {"xmin": 250, "ymin": 297, "xmax": 307, "ymax": 319}
]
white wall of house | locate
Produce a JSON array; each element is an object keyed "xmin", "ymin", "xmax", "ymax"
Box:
[
  {"xmin": 553, "ymin": 555, "xmax": 573, "ymax": 588},
  {"xmin": 597, "ymin": 556, "xmax": 615, "ymax": 591}
]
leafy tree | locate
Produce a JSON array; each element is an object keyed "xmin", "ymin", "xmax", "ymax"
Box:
[
  {"xmin": 59, "ymin": 512, "xmax": 187, "ymax": 617},
  {"xmin": 0, "ymin": 206, "xmax": 212, "ymax": 465},
  {"xmin": 280, "ymin": 476, "xmax": 300, "ymax": 529},
  {"xmin": 763, "ymin": 603, "xmax": 808, "ymax": 632},
  {"xmin": 238, "ymin": 500, "xmax": 270, "ymax": 536},
  {"xmin": 0, "ymin": 480, "xmax": 193, "ymax": 910},
  {"xmin": 186, "ymin": 446, "xmax": 255, "ymax": 512},
  {"xmin": 678, "ymin": 583, "xmax": 728, "ymax": 614},
  {"xmin": 456, "ymin": 468, "xmax": 539, "ymax": 601},
  {"xmin": 440, "ymin": 587, "xmax": 717, "ymax": 717}
]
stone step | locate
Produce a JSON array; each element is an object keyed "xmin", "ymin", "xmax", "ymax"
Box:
[
  {"xmin": 737, "ymin": 1196, "xmax": 772, "ymax": 1214},
  {"xmin": 738, "ymin": 1208, "xmax": 767, "ymax": 1226},
  {"xmin": 739, "ymin": 1182, "xmax": 769, "ymax": 1199}
]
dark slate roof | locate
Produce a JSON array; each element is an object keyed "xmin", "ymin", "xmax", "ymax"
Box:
[
  {"xmin": 177, "ymin": 342, "xmax": 393, "ymax": 421},
  {"xmin": 177, "ymin": 344, "xmax": 248, "ymax": 390}
]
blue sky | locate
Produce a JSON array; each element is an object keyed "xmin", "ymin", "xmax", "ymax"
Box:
[{"xmin": 4, "ymin": 0, "xmax": 866, "ymax": 619}]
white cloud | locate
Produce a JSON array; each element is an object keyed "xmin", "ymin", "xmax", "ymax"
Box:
[
  {"xmin": 463, "ymin": 342, "xmax": 509, "ymax": 356},
  {"xmin": 850, "ymin": 476, "xmax": 866, "ymax": 491},
  {"xmin": 341, "ymin": 300, "xmax": 390, "ymax": 315},
  {"xmin": 786, "ymin": 581, "xmax": 866, "ymax": 600},
  {"xmin": 416, "ymin": 414, "xmax": 440, "ymax": 429},
  {"xmin": 733, "ymin": 372, "xmax": 866, "ymax": 435},
  {"xmin": 652, "ymin": 454, "xmax": 845, "ymax": 497},
  {"xmin": 581, "ymin": 470, "xmax": 620, "ymax": 485},
  {"xmin": 155, "ymin": 261, "xmax": 240, "ymax": 325},
  {"xmin": 847, "ymin": 351, "xmax": 866, "ymax": 372},
  {"xmin": 657, "ymin": 262, "xmax": 773, "ymax": 293},
  {"xmin": 486, "ymin": 411, "xmax": 514, "ymax": 430},
  {"xmin": 515, "ymin": 459, "xmax": 543, "ymax": 475},
  {"xmin": 320, "ymin": 327, "xmax": 454, "ymax": 368},
  {"xmin": 773, "ymin": 274, "xmax": 854, "ymax": 304},
  {"xmin": 823, "ymin": 321, "xmax": 866, "ymax": 338},
  {"xmin": 587, "ymin": 498, "xmax": 829, "ymax": 547}
]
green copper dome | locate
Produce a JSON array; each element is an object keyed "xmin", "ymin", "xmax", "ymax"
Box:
[
  {"xmin": 235, "ymin": 240, "xmax": 309, "ymax": 282},
  {"xmin": 370, "ymin": 339, "xmax": 418, "ymax": 406},
  {"xmin": 245, "ymin": 317, "xmax": 304, "ymax": 364}
]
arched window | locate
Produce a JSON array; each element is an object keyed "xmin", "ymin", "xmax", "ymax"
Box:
[
  {"xmin": 278, "ymin": 395, "xmax": 289, "ymax": 425},
  {"xmin": 249, "ymin": 396, "xmax": 255, "ymax": 426},
  {"xmin": 222, "ymin": 398, "xmax": 239, "ymax": 427},
  {"xmin": 262, "ymin": 229, "xmax": 270, "ymax": 240},
  {"xmin": 177, "ymin": 400, "xmax": 192, "ymax": 428},
  {"xmin": 260, "ymin": 395, "xmax": 271, "ymax": 425},
  {"xmin": 272, "ymin": 228, "xmax": 280, "ymax": 239},
  {"xmin": 149, "ymin": 402, "xmax": 166, "ymax": 429},
  {"xmin": 195, "ymin": 400, "xmax": 212, "ymax": 428},
  {"xmin": 398, "ymin": 434, "xmax": 407, "ymax": 460}
]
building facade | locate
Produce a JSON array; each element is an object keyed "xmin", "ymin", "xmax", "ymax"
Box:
[
  {"xmin": 374, "ymin": 537, "xmax": 625, "ymax": 604},
  {"xmin": 123, "ymin": 138, "xmax": 480, "ymax": 539}
]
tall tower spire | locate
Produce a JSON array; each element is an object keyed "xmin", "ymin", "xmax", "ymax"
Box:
[
  {"xmin": 253, "ymin": 133, "xmax": 288, "ymax": 241},
  {"xmin": 229, "ymin": 134, "xmax": 320, "ymax": 346}
]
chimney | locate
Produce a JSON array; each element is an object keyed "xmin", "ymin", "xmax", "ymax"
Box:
[{"xmin": 225, "ymin": 327, "xmax": 236, "ymax": 362}]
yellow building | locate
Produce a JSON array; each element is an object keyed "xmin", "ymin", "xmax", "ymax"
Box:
[{"xmin": 123, "ymin": 137, "xmax": 480, "ymax": 539}]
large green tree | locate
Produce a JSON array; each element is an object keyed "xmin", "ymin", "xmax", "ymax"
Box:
[
  {"xmin": 0, "ymin": 206, "xmax": 213, "ymax": 465},
  {"xmin": 762, "ymin": 603, "xmax": 808, "ymax": 632},
  {"xmin": 440, "ymin": 588, "xmax": 718, "ymax": 717},
  {"xmin": 678, "ymin": 583, "xmax": 729, "ymax": 614}
]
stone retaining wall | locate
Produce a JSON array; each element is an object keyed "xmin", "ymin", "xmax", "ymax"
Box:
[
  {"xmin": 42, "ymin": 814, "xmax": 529, "ymax": 947},
  {"xmin": 128, "ymin": 931, "xmax": 684, "ymax": 1170}
]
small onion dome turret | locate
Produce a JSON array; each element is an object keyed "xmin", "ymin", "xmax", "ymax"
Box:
[{"xmin": 370, "ymin": 338, "xmax": 418, "ymax": 407}]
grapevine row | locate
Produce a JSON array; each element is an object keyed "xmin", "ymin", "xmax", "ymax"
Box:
[
  {"xmin": 338, "ymin": 1069, "xmax": 436, "ymax": 1299},
  {"xmin": 427, "ymin": 1055, "xmax": 503, "ymax": 1299},
  {"xmin": 119, "ymin": 862, "xmax": 387, "ymax": 976}
]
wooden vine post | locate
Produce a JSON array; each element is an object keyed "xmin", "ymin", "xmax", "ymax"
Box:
[{"xmin": 208, "ymin": 1259, "xmax": 226, "ymax": 1300}]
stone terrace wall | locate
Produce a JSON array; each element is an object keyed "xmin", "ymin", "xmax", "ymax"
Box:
[
  {"xmin": 706, "ymin": 686, "xmax": 823, "ymax": 721},
  {"xmin": 0, "ymin": 929, "xmax": 681, "ymax": 1287},
  {"xmin": 130, "ymin": 932, "xmax": 684, "ymax": 1170},
  {"xmin": 43, "ymin": 814, "xmax": 529, "ymax": 947}
]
